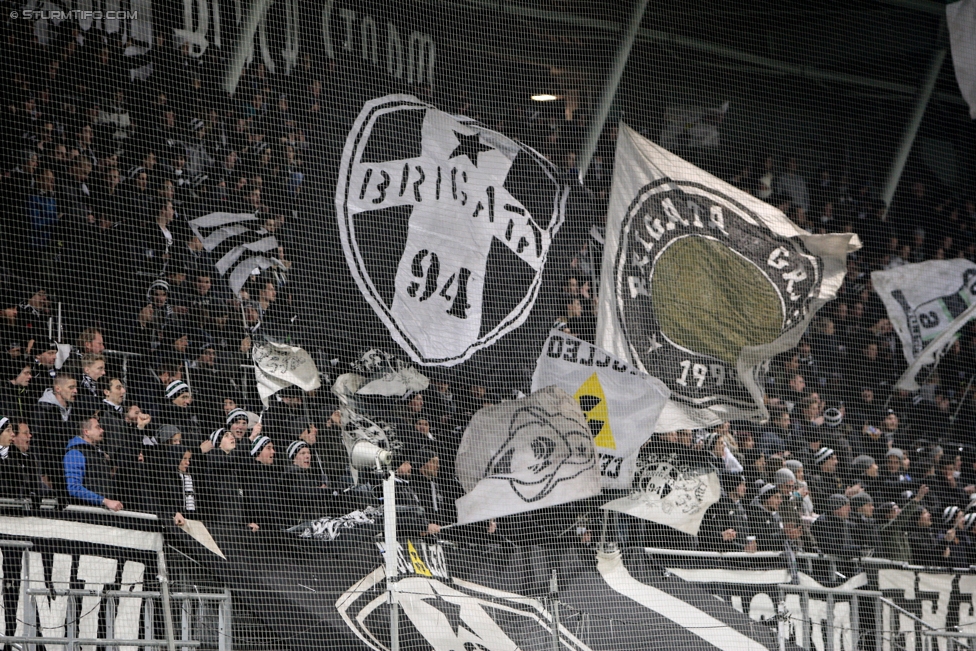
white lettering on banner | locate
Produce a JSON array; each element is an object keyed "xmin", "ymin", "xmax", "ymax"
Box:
[
  {"xmin": 732, "ymin": 587, "xmax": 855, "ymax": 651},
  {"xmin": 3, "ymin": 551, "xmax": 150, "ymax": 649},
  {"xmin": 77, "ymin": 556, "xmax": 118, "ymax": 651},
  {"xmin": 116, "ymin": 561, "xmax": 147, "ymax": 651},
  {"xmin": 322, "ymin": 1, "xmax": 435, "ymax": 85},
  {"xmin": 877, "ymin": 569, "xmax": 957, "ymax": 651},
  {"xmin": 30, "ymin": 552, "xmax": 72, "ymax": 646},
  {"xmin": 175, "ymin": 0, "xmax": 213, "ymax": 56}
]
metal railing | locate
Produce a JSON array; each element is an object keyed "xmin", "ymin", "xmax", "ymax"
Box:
[
  {"xmin": 640, "ymin": 546, "xmax": 976, "ymax": 651},
  {"xmin": 0, "ymin": 508, "xmax": 231, "ymax": 651},
  {"xmin": 779, "ymin": 584, "xmax": 884, "ymax": 651}
]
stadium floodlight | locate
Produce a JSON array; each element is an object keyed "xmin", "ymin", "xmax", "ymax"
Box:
[{"xmin": 531, "ymin": 93, "xmax": 559, "ymax": 102}]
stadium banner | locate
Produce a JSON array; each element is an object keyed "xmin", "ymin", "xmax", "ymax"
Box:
[
  {"xmin": 871, "ymin": 260, "xmax": 976, "ymax": 391},
  {"xmin": 335, "ymin": 95, "xmax": 567, "ymax": 367},
  {"xmin": 601, "ymin": 440, "xmax": 720, "ymax": 535},
  {"xmin": 195, "ymin": 521, "xmax": 788, "ymax": 651},
  {"xmin": 13, "ymin": 509, "xmax": 976, "ymax": 651},
  {"xmin": 666, "ymin": 560, "xmax": 976, "ymax": 651},
  {"xmin": 454, "ymin": 386, "xmax": 602, "ymax": 525},
  {"xmin": 596, "ymin": 122, "xmax": 860, "ymax": 430},
  {"xmin": 0, "ymin": 510, "xmax": 162, "ymax": 649},
  {"xmin": 20, "ymin": 0, "xmax": 580, "ymax": 378},
  {"xmin": 531, "ymin": 330, "xmax": 670, "ymax": 489}
]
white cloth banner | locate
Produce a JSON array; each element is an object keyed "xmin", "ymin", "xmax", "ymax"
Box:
[
  {"xmin": 596, "ymin": 122, "xmax": 859, "ymax": 430},
  {"xmin": 531, "ymin": 330, "xmax": 670, "ymax": 489},
  {"xmin": 454, "ymin": 386, "xmax": 602, "ymax": 525},
  {"xmin": 872, "ymin": 260, "xmax": 976, "ymax": 391},
  {"xmin": 600, "ymin": 445, "xmax": 721, "ymax": 536},
  {"xmin": 252, "ymin": 341, "xmax": 321, "ymax": 406},
  {"xmin": 948, "ymin": 0, "xmax": 976, "ymax": 120}
]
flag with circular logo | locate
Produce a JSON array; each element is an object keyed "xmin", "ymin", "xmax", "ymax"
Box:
[
  {"xmin": 596, "ymin": 123, "xmax": 860, "ymax": 430},
  {"xmin": 336, "ymin": 94, "xmax": 567, "ymax": 366}
]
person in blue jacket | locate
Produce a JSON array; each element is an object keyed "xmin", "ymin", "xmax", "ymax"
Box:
[{"xmin": 63, "ymin": 416, "xmax": 124, "ymax": 511}]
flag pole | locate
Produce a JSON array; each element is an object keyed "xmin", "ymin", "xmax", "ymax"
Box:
[
  {"xmin": 598, "ymin": 509, "xmax": 610, "ymax": 552},
  {"xmin": 577, "ymin": 0, "xmax": 650, "ymax": 181},
  {"xmin": 951, "ymin": 373, "xmax": 975, "ymax": 423},
  {"xmin": 880, "ymin": 42, "xmax": 946, "ymax": 207},
  {"xmin": 383, "ymin": 469, "xmax": 400, "ymax": 651}
]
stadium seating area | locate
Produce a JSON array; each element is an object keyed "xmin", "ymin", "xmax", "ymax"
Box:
[{"xmin": 2, "ymin": 12, "xmax": 976, "ymax": 571}]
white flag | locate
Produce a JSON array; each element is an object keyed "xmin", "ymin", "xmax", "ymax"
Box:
[
  {"xmin": 531, "ymin": 330, "xmax": 670, "ymax": 489},
  {"xmin": 948, "ymin": 0, "xmax": 976, "ymax": 120},
  {"xmin": 454, "ymin": 386, "xmax": 602, "ymax": 525},
  {"xmin": 188, "ymin": 212, "xmax": 286, "ymax": 297},
  {"xmin": 601, "ymin": 441, "xmax": 720, "ymax": 536},
  {"xmin": 252, "ymin": 341, "xmax": 321, "ymax": 406},
  {"xmin": 872, "ymin": 260, "xmax": 976, "ymax": 391},
  {"xmin": 596, "ymin": 122, "xmax": 859, "ymax": 430}
]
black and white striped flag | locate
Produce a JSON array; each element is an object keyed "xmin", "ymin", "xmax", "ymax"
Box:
[{"xmin": 188, "ymin": 212, "xmax": 286, "ymax": 297}]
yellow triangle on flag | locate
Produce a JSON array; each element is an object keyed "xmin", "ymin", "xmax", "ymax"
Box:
[
  {"xmin": 407, "ymin": 540, "xmax": 432, "ymax": 577},
  {"xmin": 573, "ymin": 373, "xmax": 616, "ymax": 450}
]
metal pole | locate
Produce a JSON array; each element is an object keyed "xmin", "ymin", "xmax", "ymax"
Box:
[
  {"xmin": 951, "ymin": 373, "xmax": 975, "ymax": 422},
  {"xmin": 550, "ymin": 570, "xmax": 560, "ymax": 651},
  {"xmin": 156, "ymin": 549, "xmax": 178, "ymax": 651},
  {"xmin": 578, "ymin": 0, "xmax": 649, "ymax": 181},
  {"xmin": 599, "ymin": 509, "xmax": 610, "ymax": 552},
  {"xmin": 383, "ymin": 471, "xmax": 400, "ymax": 651},
  {"xmin": 777, "ymin": 595, "xmax": 788, "ymax": 651},
  {"xmin": 875, "ymin": 597, "xmax": 883, "ymax": 651},
  {"xmin": 880, "ymin": 46, "xmax": 946, "ymax": 207}
]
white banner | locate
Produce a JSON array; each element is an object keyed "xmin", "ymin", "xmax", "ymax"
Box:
[
  {"xmin": 454, "ymin": 386, "xmax": 602, "ymax": 525},
  {"xmin": 872, "ymin": 260, "xmax": 976, "ymax": 391},
  {"xmin": 531, "ymin": 330, "xmax": 669, "ymax": 489},
  {"xmin": 596, "ymin": 122, "xmax": 859, "ymax": 430},
  {"xmin": 600, "ymin": 443, "xmax": 721, "ymax": 536}
]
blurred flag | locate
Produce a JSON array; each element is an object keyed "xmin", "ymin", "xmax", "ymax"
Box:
[
  {"xmin": 188, "ymin": 212, "xmax": 286, "ymax": 297},
  {"xmin": 601, "ymin": 440, "xmax": 720, "ymax": 536},
  {"xmin": 596, "ymin": 122, "xmax": 859, "ymax": 430},
  {"xmin": 872, "ymin": 260, "xmax": 976, "ymax": 391},
  {"xmin": 252, "ymin": 340, "xmax": 321, "ymax": 406},
  {"xmin": 531, "ymin": 330, "xmax": 670, "ymax": 489},
  {"xmin": 658, "ymin": 101, "xmax": 729, "ymax": 150},
  {"xmin": 454, "ymin": 386, "xmax": 602, "ymax": 525},
  {"xmin": 948, "ymin": 0, "xmax": 976, "ymax": 119}
]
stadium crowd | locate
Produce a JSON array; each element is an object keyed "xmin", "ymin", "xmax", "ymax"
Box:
[{"xmin": 1, "ymin": 15, "xmax": 976, "ymax": 570}]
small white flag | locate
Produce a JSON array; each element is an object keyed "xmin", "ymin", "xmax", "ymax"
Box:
[
  {"xmin": 252, "ymin": 341, "xmax": 321, "ymax": 406},
  {"xmin": 454, "ymin": 386, "xmax": 602, "ymax": 525},
  {"xmin": 872, "ymin": 260, "xmax": 976, "ymax": 391},
  {"xmin": 601, "ymin": 441, "xmax": 720, "ymax": 536}
]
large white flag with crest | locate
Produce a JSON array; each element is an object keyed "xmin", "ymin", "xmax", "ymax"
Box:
[
  {"xmin": 531, "ymin": 330, "xmax": 669, "ymax": 489},
  {"xmin": 872, "ymin": 260, "xmax": 976, "ymax": 391},
  {"xmin": 454, "ymin": 386, "xmax": 602, "ymax": 525},
  {"xmin": 596, "ymin": 122, "xmax": 859, "ymax": 430}
]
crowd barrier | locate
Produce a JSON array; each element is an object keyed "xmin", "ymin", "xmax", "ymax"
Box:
[
  {"xmin": 8, "ymin": 504, "xmax": 976, "ymax": 651},
  {"xmin": 649, "ymin": 547, "xmax": 976, "ymax": 651}
]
